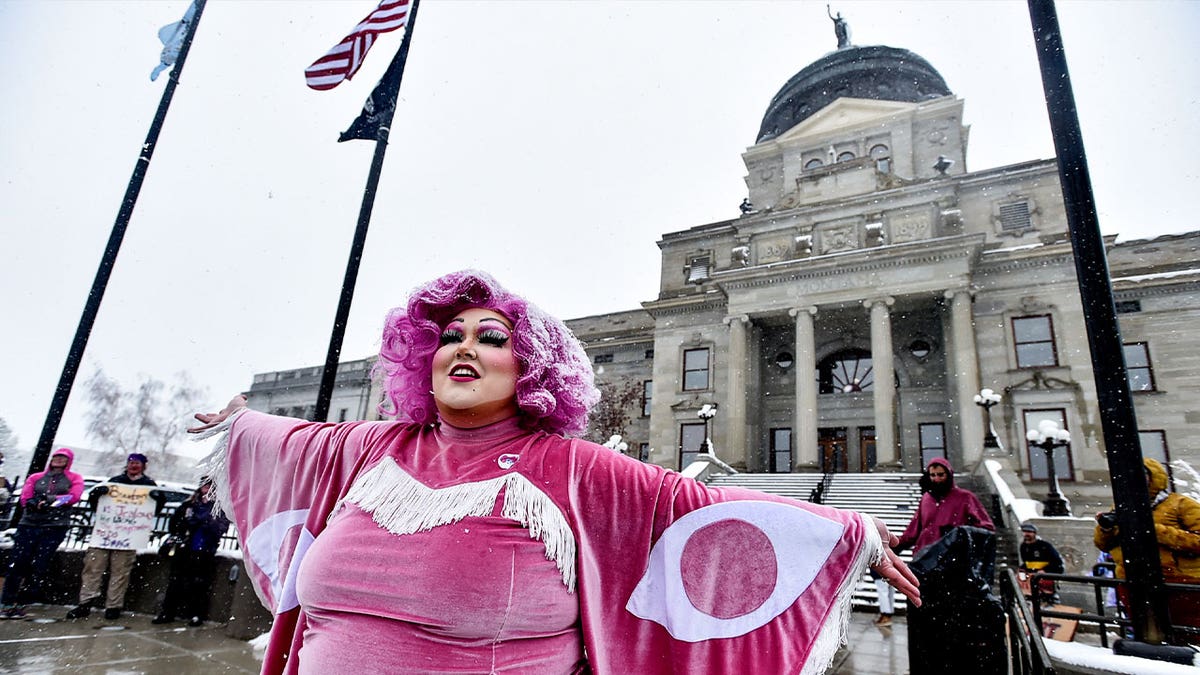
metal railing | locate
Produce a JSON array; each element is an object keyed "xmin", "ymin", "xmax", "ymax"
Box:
[
  {"xmin": 1000, "ymin": 567, "xmax": 1057, "ymax": 674},
  {"xmin": 1027, "ymin": 570, "xmax": 1200, "ymax": 647},
  {"xmin": 4, "ymin": 500, "xmax": 241, "ymax": 554}
]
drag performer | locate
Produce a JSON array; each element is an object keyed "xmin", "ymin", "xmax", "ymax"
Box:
[{"xmin": 190, "ymin": 270, "xmax": 919, "ymax": 674}]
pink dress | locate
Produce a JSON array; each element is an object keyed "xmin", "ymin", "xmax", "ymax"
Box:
[{"xmin": 202, "ymin": 411, "xmax": 882, "ymax": 674}]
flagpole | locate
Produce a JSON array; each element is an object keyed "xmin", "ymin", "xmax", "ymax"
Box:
[
  {"xmin": 313, "ymin": 0, "xmax": 421, "ymax": 423},
  {"xmin": 27, "ymin": 0, "xmax": 208, "ymax": 478}
]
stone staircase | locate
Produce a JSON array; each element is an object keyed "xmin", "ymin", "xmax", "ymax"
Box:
[{"xmin": 707, "ymin": 472, "xmax": 923, "ymax": 610}]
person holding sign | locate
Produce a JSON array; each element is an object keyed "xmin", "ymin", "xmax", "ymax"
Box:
[
  {"xmin": 66, "ymin": 453, "xmax": 162, "ymax": 621},
  {"xmin": 1, "ymin": 448, "xmax": 84, "ymax": 619}
]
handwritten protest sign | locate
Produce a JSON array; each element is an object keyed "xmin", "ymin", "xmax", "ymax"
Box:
[{"xmin": 90, "ymin": 484, "xmax": 157, "ymax": 550}]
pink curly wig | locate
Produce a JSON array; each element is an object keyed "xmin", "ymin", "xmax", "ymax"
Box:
[{"xmin": 376, "ymin": 270, "xmax": 599, "ymax": 437}]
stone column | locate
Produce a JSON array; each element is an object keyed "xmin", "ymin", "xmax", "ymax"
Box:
[
  {"xmin": 864, "ymin": 297, "xmax": 897, "ymax": 465},
  {"xmin": 723, "ymin": 314, "xmax": 750, "ymax": 468},
  {"xmin": 789, "ymin": 306, "xmax": 819, "ymax": 470},
  {"xmin": 946, "ymin": 288, "xmax": 984, "ymax": 467}
]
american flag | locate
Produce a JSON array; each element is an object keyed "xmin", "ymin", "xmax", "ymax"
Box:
[{"xmin": 305, "ymin": 0, "xmax": 411, "ymax": 91}]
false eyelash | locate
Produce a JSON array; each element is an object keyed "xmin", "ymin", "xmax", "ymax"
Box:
[
  {"xmin": 439, "ymin": 328, "xmax": 465, "ymax": 345},
  {"xmin": 479, "ymin": 329, "xmax": 510, "ymax": 347}
]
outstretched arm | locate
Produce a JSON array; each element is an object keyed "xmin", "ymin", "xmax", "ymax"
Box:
[{"xmin": 188, "ymin": 394, "xmax": 248, "ymax": 434}]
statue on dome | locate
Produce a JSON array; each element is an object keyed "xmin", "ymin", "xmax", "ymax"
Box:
[{"xmin": 827, "ymin": 5, "xmax": 851, "ymax": 49}]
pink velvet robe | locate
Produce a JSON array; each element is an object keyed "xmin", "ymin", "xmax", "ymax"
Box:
[{"xmin": 204, "ymin": 410, "xmax": 882, "ymax": 674}]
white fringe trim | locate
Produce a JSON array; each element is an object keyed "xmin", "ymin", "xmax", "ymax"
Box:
[
  {"xmin": 191, "ymin": 408, "xmax": 244, "ymax": 521},
  {"xmin": 342, "ymin": 458, "xmax": 577, "ymax": 592},
  {"xmin": 799, "ymin": 511, "xmax": 885, "ymax": 675}
]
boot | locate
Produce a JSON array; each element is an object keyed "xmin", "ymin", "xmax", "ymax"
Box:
[{"xmin": 65, "ymin": 603, "xmax": 92, "ymax": 620}]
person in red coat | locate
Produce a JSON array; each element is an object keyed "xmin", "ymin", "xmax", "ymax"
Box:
[{"xmin": 896, "ymin": 457, "xmax": 995, "ymax": 555}]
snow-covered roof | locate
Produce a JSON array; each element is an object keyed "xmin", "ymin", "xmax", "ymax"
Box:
[{"xmin": 1111, "ymin": 268, "xmax": 1200, "ymax": 283}]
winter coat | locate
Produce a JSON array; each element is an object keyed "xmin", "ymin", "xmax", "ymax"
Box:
[
  {"xmin": 1020, "ymin": 538, "xmax": 1065, "ymax": 574},
  {"xmin": 896, "ymin": 457, "xmax": 995, "ymax": 555},
  {"xmin": 1095, "ymin": 458, "xmax": 1200, "ymax": 582},
  {"xmin": 169, "ymin": 496, "xmax": 230, "ymax": 556},
  {"xmin": 18, "ymin": 448, "xmax": 84, "ymax": 527}
]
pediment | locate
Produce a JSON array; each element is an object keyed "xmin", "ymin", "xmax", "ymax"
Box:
[{"xmin": 775, "ymin": 98, "xmax": 919, "ymax": 142}]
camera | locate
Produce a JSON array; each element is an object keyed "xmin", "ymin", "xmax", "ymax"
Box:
[{"xmin": 1096, "ymin": 511, "xmax": 1118, "ymax": 529}]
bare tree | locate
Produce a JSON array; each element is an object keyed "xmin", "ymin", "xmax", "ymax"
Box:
[
  {"xmin": 0, "ymin": 415, "xmax": 25, "ymax": 479},
  {"xmin": 83, "ymin": 368, "xmax": 207, "ymax": 473},
  {"xmin": 586, "ymin": 378, "xmax": 644, "ymax": 450}
]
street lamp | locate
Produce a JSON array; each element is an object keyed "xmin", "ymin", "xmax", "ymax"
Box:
[
  {"xmin": 973, "ymin": 388, "xmax": 1004, "ymax": 456},
  {"xmin": 697, "ymin": 403, "xmax": 718, "ymax": 455},
  {"xmin": 1026, "ymin": 420, "xmax": 1073, "ymax": 517}
]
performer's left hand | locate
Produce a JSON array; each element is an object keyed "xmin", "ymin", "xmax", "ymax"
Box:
[{"xmin": 869, "ymin": 516, "xmax": 921, "ymax": 607}]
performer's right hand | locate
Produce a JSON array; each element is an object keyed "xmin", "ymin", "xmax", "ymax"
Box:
[{"xmin": 188, "ymin": 394, "xmax": 248, "ymax": 433}]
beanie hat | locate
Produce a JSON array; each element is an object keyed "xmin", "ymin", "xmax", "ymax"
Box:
[{"xmin": 127, "ymin": 453, "xmax": 149, "ymax": 464}]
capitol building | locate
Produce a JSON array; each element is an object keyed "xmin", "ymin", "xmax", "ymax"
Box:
[{"xmin": 246, "ymin": 29, "xmax": 1200, "ymax": 503}]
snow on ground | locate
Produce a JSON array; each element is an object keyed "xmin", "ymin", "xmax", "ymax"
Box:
[{"xmin": 1047, "ymin": 640, "xmax": 1198, "ymax": 673}]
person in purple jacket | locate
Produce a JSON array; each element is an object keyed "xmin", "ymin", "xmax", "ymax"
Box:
[{"xmin": 896, "ymin": 457, "xmax": 994, "ymax": 555}]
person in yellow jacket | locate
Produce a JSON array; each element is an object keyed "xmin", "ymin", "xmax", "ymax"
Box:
[{"xmin": 1095, "ymin": 458, "xmax": 1200, "ymax": 637}]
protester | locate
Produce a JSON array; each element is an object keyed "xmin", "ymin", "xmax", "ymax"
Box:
[
  {"xmin": 66, "ymin": 453, "xmax": 161, "ymax": 620},
  {"xmin": 897, "ymin": 457, "xmax": 1000, "ymax": 674},
  {"xmin": 0, "ymin": 452, "xmax": 12, "ymax": 524},
  {"xmin": 1019, "ymin": 522, "xmax": 1064, "ymax": 604},
  {"xmin": 870, "ymin": 568, "xmax": 895, "ymax": 626},
  {"xmin": 153, "ymin": 477, "xmax": 230, "ymax": 627},
  {"xmin": 188, "ymin": 270, "xmax": 919, "ymax": 674},
  {"xmin": 0, "ymin": 448, "xmax": 84, "ymax": 619},
  {"xmin": 896, "ymin": 457, "xmax": 995, "ymax": 555},
  {"xmin": 1095, "ymin": 457, "xmax": 1200, "ymax": 635}
]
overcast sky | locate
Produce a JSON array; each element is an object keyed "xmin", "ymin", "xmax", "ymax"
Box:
[{"xmin": 1, "ymin": 0, "xmax": 1197, "ymax": 463}]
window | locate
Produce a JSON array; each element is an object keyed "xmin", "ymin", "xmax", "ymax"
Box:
[
  {"xmin": 680, "ymin": 423, "xmax": 707, "ymax": 468},
  {"xmin": 685, "ymin": 255, "xmax": 711, "ymax": 284},
  {"xmin": 908, "ymin": 339, "xmax": 931, "ymax": 359},
  {"xmin": 869, "ymin": 143, "xmax": 890, "ymax": 159},
  {"xmin": 774, "ymin": 351, "xmax": 794, "ymax": 369},
  {"xmin": 682, "ymin": 348, "xmax": 710, "ymax": 391},
  {"xmin": 1139, "ymin": 430, "xmax": 1169, "ymax": 466},
  {"xmin": 817, "ymin": 348, "xmax": 874, "ymax": 394},
  {"xmin": 860, "ymin": 427, "xmax": 877, "ymax": 472},
  {"xmin": 644, "ymin": 349, "xmax": 655, "ymax": 359},
  {"xmin": 641, "ymin": 380, "xmax": 653, "ymax": 417},
  {"xmin": 919, "ymin": 423, "xmax": 946, "ymax": 467},
  {"xmin": 638, "ymin": 443, "xmax": 651, "ymax": 462},
  {"xmin": 1013, "ymin": 315, "xmax": 1058, "ymax": 367},
  {"xmin": 999, "ymin": 200, "xmax": 1032, "ymax": 231},
  {"xmin": 804, "ymin": 158, "xmax": 824, "ymax": 170},
  {"xmin": 1115, "ymin": 300, "xmax": 1142, "ymax": 314},
  {"xmin": 837, "ymin": 151, "xmax": 856, "ymax": 162},
  {"xmin": 1024, "ymin": 409, "xmax": 1074, "ymax": 481},
  {"xmin": 594, "ymin": 354, "xmax": 614, "ymax": 364},
  {"xmin": 1123, "ymin": 342, "xmax": 1155, "ymax": 391},
  {"xmin": 770, "ymin": 428, "xmax": 792, "ymax": 473}
]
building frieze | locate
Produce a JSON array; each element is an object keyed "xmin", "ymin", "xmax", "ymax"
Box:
[
  {"xmin": 713, "ymin": 235, "xmax": 980, "ymax": 292},
  {"xmin": 641, "ymin": 293, "xmax": 729, "ymax": 318}
]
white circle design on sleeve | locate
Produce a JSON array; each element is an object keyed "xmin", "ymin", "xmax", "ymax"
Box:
[
  {"xmin": 625, "ymin": 500, "xmax": 846, "ymax": 641},
  {"xmin": 245, "ymin": 508, "xmax": 311, "ymax": 613}
]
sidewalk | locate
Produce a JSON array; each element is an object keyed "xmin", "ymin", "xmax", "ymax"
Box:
[
  {"xmin": 0, "ymin": 605, "xmax": 261, "ymax": 674},
  {"xmin": 0, "ymin": 604, "xmax": 904, "ymax": 674}
]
